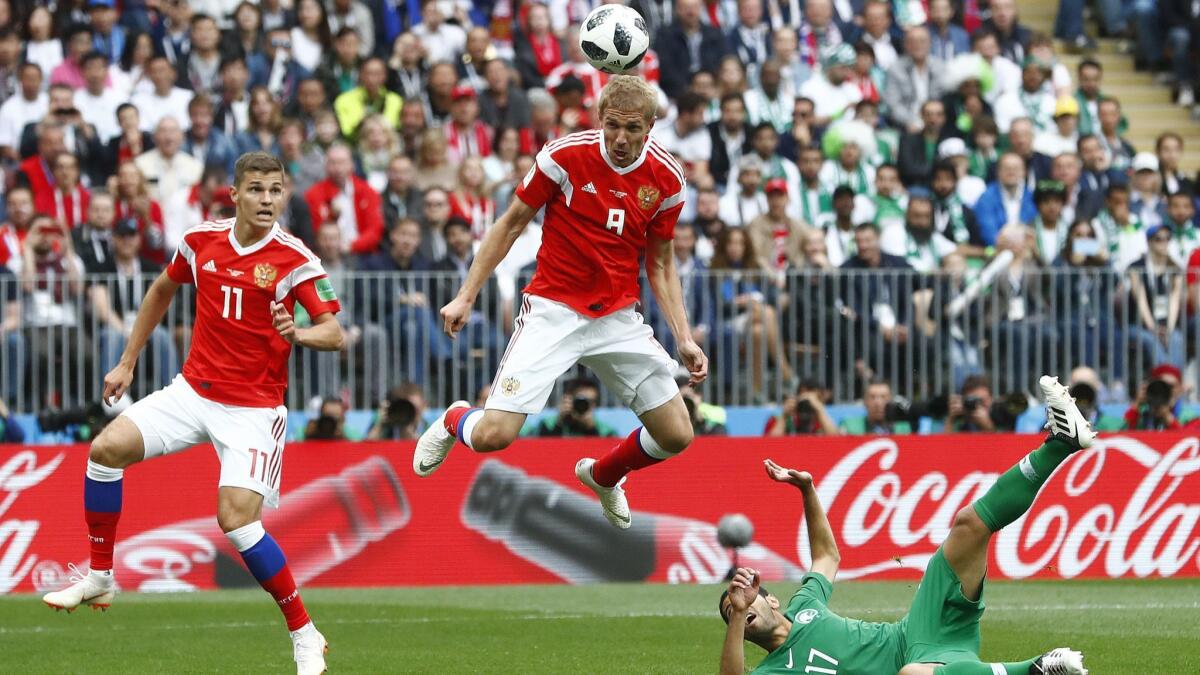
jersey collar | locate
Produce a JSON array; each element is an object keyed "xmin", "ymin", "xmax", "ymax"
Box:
[
  {"xmin": 598, "ymin": 133, "xmax": 650, "ymax": 175},
  {"xmin": 228, "ymin": 221, "xmax": 279, "ymax": 256}
]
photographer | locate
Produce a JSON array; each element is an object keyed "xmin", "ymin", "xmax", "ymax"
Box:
[
  {"xmin": 304, "ymin": 397, "xmax": 348, "ymax": 440},
  {"xmin": 679, "ymin": 379, "xmax": 727, "ymax": 436},
  {"xmin": 367, "ymin": 383, "xmax": 428, "ymax": 441},
  {"xmin": 765, "ymin": 379, "xmax": 840, "ymax": 436},
  {"xmin": 947, "ymin": 374, "xmax": 1029, "ymax": 433},
  {"xmin": 1123, "ymin": 364, "xmax": 1188, "ymax": 430},
  {"xmin": 533, "ymin": 377, "xmax": 618, "ymax": 437},
  {"xmin": 840, "ymin": 379, "xmax": 912, "ymax": 435}
]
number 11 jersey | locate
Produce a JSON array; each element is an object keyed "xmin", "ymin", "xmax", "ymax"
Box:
[{"xmin": 165, "ymin": 220, "xmax": 341, "ymax": 408}]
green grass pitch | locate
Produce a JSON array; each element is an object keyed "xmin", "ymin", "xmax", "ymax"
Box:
[{"xmin": 2, "ymin": 579, "xmax": 1197, "ymax": 673}]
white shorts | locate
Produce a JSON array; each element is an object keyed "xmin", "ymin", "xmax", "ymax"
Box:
[
  {"xmin": 123, "ymin": 374, "xmax": 288, "ymax": 507},
  {"xmin": 486, "ymin": 295, "xmax": 680, "ymax": 416}
]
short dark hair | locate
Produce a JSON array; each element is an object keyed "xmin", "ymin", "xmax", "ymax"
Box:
[
  {"xmin": 876, "ymin": 162, "xmax": 899, "ymax": 177},
  {"xmin": 1156, "ymin": 132, "xmax": 1183, "ymax": 152},
  {"xmin": 961, "ymin": 374, "xmax": 991, "ymax": 395},
  {"xmin": 833, "ymin": 185, "xmax": 856, "ymax": 201},
  {"xmin": 116, "ymin": 102, "xmax": 138, "ymax": 118},
  {"xmin": 233, "ymin": 151, "xmax": 285, "ymax": 187},
  {"xmin": 854, "ymin": 222, "xmax": 879, "ymax": 236},
  {"xmin": 190, "ymin": 13, "xmax": 217, "ymax": 28},
  {"xmin": 81, "ymin": 51, "xmax": 108, "ymax": 68},
  {"xmin": 188, "ymin": 93, "xmax": 214, "ymax": 113},
  {"xmin": 1168, "ymin": 189, "xmax": 1195, "ymax": 203},
  {"xmin": 1077, "ymin": 58, "xmax": 1102, "ymax": 74},
  {"xmin": 18, "ymin": 61, "xmax": 42, "ymax": 76},
  {"xmin": 1105, "ymin": 183, "xmax": 1129, "ymax": 198},
  {"xmin": 718, "ymin": 586, "xmax": 771, "ymax": 623},
  {"xmin": 675, "ymin": 91, "xmax": 706, "ymax": 115},
  {"xmin": 443, "ymin": 216, "xmax": 471, "ymax": 238},
  {"xmin": 564, "ymin": 377, "xmax": 600, "ymax": 395},
  {"xmin": 932, "ymin": 160, "xmax": 957, "ymax": 181},
  {"xmin": 971, "ymin": 116, "xmax": 998, "ymax": 137}
]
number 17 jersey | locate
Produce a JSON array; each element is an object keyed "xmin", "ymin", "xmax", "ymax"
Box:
[
  {"xmin": 515, "ymin": 130, "xmax": 686, "ymax": 318},
  {"xmin": 753, "ymin": 573, "xmax": 904, "ymax": 674}
]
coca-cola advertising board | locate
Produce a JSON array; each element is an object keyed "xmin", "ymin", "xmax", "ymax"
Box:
[{"xmin": 1, "ymin": 432, "xmax": 1198, "ymax": 594}]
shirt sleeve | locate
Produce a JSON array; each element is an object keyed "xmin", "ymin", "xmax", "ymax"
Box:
[
  {"xmin": 1188, "ymin": 248, "xmax": 1200, "ymax": 285},
  {"xmin": 514, "ymin": 145, "xmax": 566, "ymax": 211},
  {"xmin": 293, "ymin": 275, "xmax": 342, "ymax": 317},
  {"xmin": 648, "ymin": 164, "xmax": 687, "ymax": 241},
  {"xmin": 165, "ymin": 237, "xmax": 195, "ymax": 284},
  {"xmin": 784, "ymin": 572, "xmax": 833, "ymax": 620}
]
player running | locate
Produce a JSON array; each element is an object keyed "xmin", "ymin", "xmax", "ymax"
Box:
[
  {"xmin": 414, "ymin": 75, "xmax": 708, "ymax": 529},
  {"xmin": 719, "ymin": 376, "xmax": 1092, "ymax": 675},
  {"xmin": 42, "ymin": 152, "xmax": 342, "ymax": 675}
]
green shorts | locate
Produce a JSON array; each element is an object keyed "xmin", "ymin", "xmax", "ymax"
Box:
[{"xmin": 901, "ymin": 545, "xmax": 985, "ymax": 665}]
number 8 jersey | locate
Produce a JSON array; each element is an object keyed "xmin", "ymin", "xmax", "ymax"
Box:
[
  {"xmin": 515, "ymin": 130, "xmax": 686, "ymax": 318},
  {"xmin": 165, "ymin": 219, "xmax": 341, "ymax": 408}
]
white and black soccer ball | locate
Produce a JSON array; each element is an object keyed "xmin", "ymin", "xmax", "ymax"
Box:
[{"xmin": 579, "ymin": 5, "xmax": 650, "ymax": 74}]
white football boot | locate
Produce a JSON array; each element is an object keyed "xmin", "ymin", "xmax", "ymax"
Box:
[
  {"xmin": 1030, "ymin": 647, "xmax": 1088, "ymax": 675},
  {"xmin": 575, "ymin": 458, "xmax": 632, "ymax": 529},
  {"xmin": 413, "ymin": 400, "xmax": 470, "ymax": 477},
  {"xmin": 291, "ymin": 622, "xmax": 328, "ymax": 675},
  {"xmin": 42, "ymin": 564, "xmax": 115, "ymax": 613},
  {"xmin": 1039, "ymin": 376, "xmax": 1097, "ymax": 451}
]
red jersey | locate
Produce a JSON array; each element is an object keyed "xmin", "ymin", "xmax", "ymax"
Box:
[
  {"xmin": 165, "ymin": 219, "xmax": 341, "ymax": 407},
  {"xmin": 515, "ymin": 130, "xmax": 686, "ymax": 317}
]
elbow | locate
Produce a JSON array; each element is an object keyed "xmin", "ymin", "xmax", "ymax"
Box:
[{"xmin": 330, "ymin": 326, "xmax": 346, "ymax": 351}]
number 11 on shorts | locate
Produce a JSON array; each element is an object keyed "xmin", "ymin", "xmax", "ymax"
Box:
[{"xmin": 248, "ymin": 448, "xmax": 269, "ymax": 482}]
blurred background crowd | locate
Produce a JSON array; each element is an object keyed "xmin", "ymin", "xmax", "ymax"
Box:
[{"xmin": 0, "ymin": 0, "xmax": 1199, "ymax": 443}]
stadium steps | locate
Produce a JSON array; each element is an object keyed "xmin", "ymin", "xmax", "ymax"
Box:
[{"xmin": 1013, "ymin": 0, "xmax": 1200, "ymax": 173}]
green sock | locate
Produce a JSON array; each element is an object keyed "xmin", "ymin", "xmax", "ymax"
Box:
[
  {"xmin": 934, "ymin": 658, "xmax": 1038, "ymax": 675},
  {"xmin": 972, "ymin": 438, "xmax": 1073, "ymax": 532}
]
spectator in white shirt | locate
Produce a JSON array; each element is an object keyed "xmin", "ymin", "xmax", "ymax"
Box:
[
  {"xmin": 652, "ymin": 91, "xmax": 713, "ymax": 178},
  {"xmin": 412, "ymin": 0, "xmax": 467, "ymax": 65},
  {"xmin": 131, "ymin": 56, "xmax": 194, "ymax": 132},
  {"xmin": 719, "ymin": 155, "xmax": 768, "ymax": 228},
  {"xmin": 0, "ymin": 63, "xmax": 47, "ymax": 161},
  {"xmin": 798, "ymin": 43, "xmax": 862, "ymax": 126},
  {"xmin": 75, "ymin": 51, "xmax": 124, "ymax": 144},
  {"xmin": 134, "ymin": 117, "xmax": 204, "ymax": 205}
]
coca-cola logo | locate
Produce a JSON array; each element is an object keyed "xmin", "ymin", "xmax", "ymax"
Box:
[
  {"xmin": 0, "ymin": 451, "xmax": 65, "ymax": 594},
  {"xmin": 801, "ymin": 437, "xmax": 1200, "ymax": 580}
]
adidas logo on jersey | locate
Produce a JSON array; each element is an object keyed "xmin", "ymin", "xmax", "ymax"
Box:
[
  {"xmin": 202, "ymin": 260, "xmax": 217, "ymax": 272},
  {"xmin": 582, "ymin": 182, "xmax": 597, "ymax": 194}
]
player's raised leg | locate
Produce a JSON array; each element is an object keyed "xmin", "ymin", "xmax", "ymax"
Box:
[
  {"xmin": 42, "ymin": 417, "xmax": 145, "ymax": 612},
  {"xmin": 413, "ymin": 404, "xmax": 527, "ymax": 476},
  {"xmin": 903, "ymin": 376, "xmax": 1094, "ymax": 675},
  {"xmin": 218, "ymin": 486, "xmax": 326, "ymax": 674}
]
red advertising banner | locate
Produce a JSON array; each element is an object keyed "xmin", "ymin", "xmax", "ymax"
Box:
[{"xmin": 2, "ymin": 432, "xmax": 1198, "ymax": 594}]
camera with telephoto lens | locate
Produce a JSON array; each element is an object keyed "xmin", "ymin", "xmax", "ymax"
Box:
[
  {"xmin": 37, "ymin": 402, "xmax": 111, "ymax": 440},
  {"xmin": 1146, "ymin": 379, "xmax": 1174, "ymax": 410},
  {"xmin": 571, "ymin": 395, "xmax": 594, "ymax": 416},
  {"xmin": 963, "ymin": 395, "xmax": 983, "ymax": 412},
  {"xmin": 988, "ymin": 392, "xmax": 1030, "ymax": 432},
  {"xmin": 385, "ymin": 395, "xmax": 417, "ymax": 428}
]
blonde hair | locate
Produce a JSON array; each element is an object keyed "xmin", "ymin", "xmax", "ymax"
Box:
[{"xmin": 597, "ymin": 75, "xmax": 658, "ymax": 122}]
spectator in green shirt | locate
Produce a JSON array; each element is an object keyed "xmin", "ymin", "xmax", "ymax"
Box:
[
  {"xmin": 840, "ymin": 379, "xmax": 913, "ymax": 435},
  {"xmin": 533, "ymin": 377, "xmax": 618, "ymax": 437}
]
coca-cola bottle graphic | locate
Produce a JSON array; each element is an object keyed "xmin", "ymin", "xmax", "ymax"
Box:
[
  {"xmin": 109, "ymin": 456, "xmax": 409, "ymax": 592},
  {"xmin": 461, "ymin": 459, "xmax": 805, "ymax": 584}
]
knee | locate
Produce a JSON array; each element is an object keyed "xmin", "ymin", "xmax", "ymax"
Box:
[
  {"xmin": 216, "ymin": 507, "xmax": 257, "ymax": 534},
  {"xmin": 653, "ymin": 418, "xmax": 694, "ymax": 455},
  {"xmin": 89, "ymin": 432, "xmax": 135, "ymax": 469},
  {"xmin": 952, "ymin": 505, "xmax": 990, "ymax": 538}
]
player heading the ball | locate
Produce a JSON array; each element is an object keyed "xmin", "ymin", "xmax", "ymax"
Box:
[
  {"xmin": 719, "ymin": 376, "xmax": 1094, "ymax": 675},
  {"xmin": 415, "ymin": 75, "xmax": 709, "ymax": 529},
  {"xmin": 42, "ymin": 151, "xmax": 343, "ymax": 675}
]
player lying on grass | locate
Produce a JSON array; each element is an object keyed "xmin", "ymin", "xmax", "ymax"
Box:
[
  {"xmin": 719, "ymin": 376, "xmax": 1092, "ymax": 675},
  {"xmin": 42, "ymin": 152, "xmax": 341, "ymax": 675},
  {"xmin": 414, "ymin": 75, "xmax": 708, "ymax": 529}
]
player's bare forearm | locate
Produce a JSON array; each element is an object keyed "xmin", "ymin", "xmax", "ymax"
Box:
[
  {"xmin": 294, "ymin": 312, "xmax": 344, "ymax": 351},
  {"xmin": 719, "ymin": 611, "xmax": 748, "ymax": 675},
  {"xmin": 801, "ymin": 480, "xmax": 841, "ymax": 578},
  {"xmin": 646, "ymin": 235, "xmax": 693, "ymax": 344},
  {"xmin": 116, "ymin": 271, "xmax": 180, "ymax": 369},
  {"xmin": 455, "ymin": 199, "xmax": 536, "ymax": 303}
]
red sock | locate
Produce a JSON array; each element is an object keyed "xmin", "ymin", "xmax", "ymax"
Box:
[
  {"xmin": 591, "ymin": 428, "xmax": 661, "ymax": 487},
  {"xmin": 260, "ymin": 566, "xmax": 311, "ymax": 632},
  {"xmin": 85, "ymin": 510, "xmax": 120, "ymax": 571},
  {"xmin": 443, "ymin": 406, "xmax": 476, "ymax": 436}
]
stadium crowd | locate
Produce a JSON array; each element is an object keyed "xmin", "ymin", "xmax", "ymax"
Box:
[{"xmin": 1, "ymin": 0, "xmax": 1200, "ymax": 436}]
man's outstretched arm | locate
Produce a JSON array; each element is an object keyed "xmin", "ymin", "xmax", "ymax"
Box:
[{"xmin": 763, "ymin": 459, "xmax": 840, "ymax": 580}]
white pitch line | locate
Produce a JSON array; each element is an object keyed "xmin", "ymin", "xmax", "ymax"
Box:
[{"xmin": 3, "ymin": 602, "xmax": 1197, "ymax": 635}]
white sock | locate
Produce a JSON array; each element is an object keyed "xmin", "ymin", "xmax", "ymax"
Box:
[
  {"xmin": 86, "ymin": 460, "xmax": 124, "ymax": 482},
  {"xmin": 638, "ymin": 427, "xmax": 676, "ymax": 460},
  {"xmin": 224, "ymin": 521, "xmax": 266, "ymax": 552},
  {"xmin": 460, "ymin": 409, "xmax": 483, "ymax": 451}
]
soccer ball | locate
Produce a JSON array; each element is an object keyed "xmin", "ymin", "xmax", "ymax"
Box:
[{"xmin": 579, "ymin": 5, "xmax": 650, "ymax": 74}]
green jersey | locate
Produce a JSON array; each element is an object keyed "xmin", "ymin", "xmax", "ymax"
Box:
[{"xmin": 751, "ymin": 573, "xmax": 904, "ymax": 674}]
